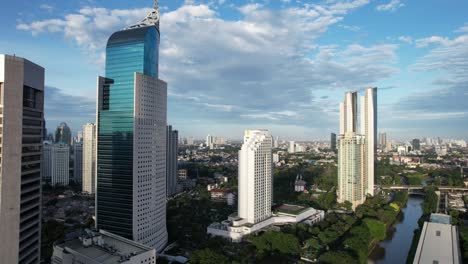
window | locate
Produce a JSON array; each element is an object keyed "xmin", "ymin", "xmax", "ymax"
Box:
[{"xmin": 436, "ymin": 231, "xmax": 441, "ymax": 236}]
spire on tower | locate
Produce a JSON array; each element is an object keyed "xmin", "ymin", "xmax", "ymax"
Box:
[{"xmin": 125, "ymin": 0, "xmax": 160, "ymax": 30}]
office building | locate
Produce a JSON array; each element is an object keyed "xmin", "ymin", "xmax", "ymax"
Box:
[
  {"xmin": 186, "ymin": 137, "xmax": 194, "ymax": 145},
  {"xmin": 73, "ymin": 142, "xmax": 83, "ymax": 184},
  {"xmin": 413, "ymin": 214, "xmax": 461, "ymax": 264},
  {"xmin": 55, "ymin": 122, "xmax": 72, "ymax": 146},
  {"xmin": 435, "ymin": 145, "xmax": 448, "ymax": 156},
  {"xmin": 330, "ymin": 133, "xmax": 337, "ymax": 151},
  {"xmin": 52, "ymin": 229, "xmax": 157, "ymax": 264},
  {"xmin": 166, "ymin": 125, "xmax": 178, "ymax": 197},
  {"xmin": 238, "ymin": 130, "xmax": 273, "ymax": 224},
  {"xmin": 274, "ymin": 136, "xmax": 279, "ymax": 148},
  {"xmin": 43, "ymin": 141, "xmax": 53, "ymax": 184},
  {"xmin": 51, "ymin": 143, "xmax": 70, "ymax": 186},
  {"xmin": 378, "ymin": 132, "xmax": 387, "ymax": 150},
  {"xmin": 337, "ymin": 88, "xmax": 377, "ymax": 210},
  {"xmin": 273, "ymin": 153, "xmax": 280, "ymax": 163},
  {"xmin": 82, "ymin": 123, "xmax": 96, "ymax": 194},
  {"xmin": 96, "ymin": 0, "xmax": 168, "ymax": 251},
  {"xmin": 206, "ymin": 134, "xmax": 214, "ymax": 149},
  {"xmin": 0, "ymin": 54, "xmax": 44, "ymax": 263},
  {"xmin": 288, "ymin": 141, "xmax": 295, "ymax": 153},
  {"xmin": 412, "ymin": 139, "xmax": 421, "ymax": 151}
]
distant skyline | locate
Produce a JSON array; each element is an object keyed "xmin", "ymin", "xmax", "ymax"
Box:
[{"xmin": 1, "ymin": 0, "xmax": 467, "ymax": 140}]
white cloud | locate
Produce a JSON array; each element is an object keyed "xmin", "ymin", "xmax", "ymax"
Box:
[
  {"xmin": 18, "ymin": 1, "xmax": 403, "ymax": 135},
  {"xmin": 398, "ymin": 35, "xmax": 412, "ymax": 44},
  {"xmin": 40, "ymin": 4, "xmax": 55, "ymax": 12},
  {"xmin": 203, "ymin": 103, "xmax": 235, "ymax": 112},
  {"xmin": 17, "ymin": 7, "xmax": 152, "ymax": 64},
  {"xmin": 415, "ymin": 36, "xmax": 451, "ymax": 47},
  {"xmin": 455, "ymin": 23, "xmax": 468, "ymax": 33},
  {"xmin": 339, "ymin": 24, "xmax": 361, "ymax": 32},
  {"xmin": 376, "ymin": 0, "xmax": 405, "ymax": 12}
]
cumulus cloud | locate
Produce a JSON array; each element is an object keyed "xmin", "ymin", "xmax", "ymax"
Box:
[
  {"xmin": 18, "ymin": 1, "xmax": 403, "ymax": 137},
  {"xmin": 17, "ymin": 7, "xmax": 152, "ymax": 64},
  {"xmin": 398, "ymin": 35, "xmax": 413, "ymax": 44},
  {"xmin": 376, "ymin": 0, "xmax": 404, "ymax": 12},
  {"xmin": 44, "ymin": 86, "xmax": 95, "ymax": 133},
  {"xmin": 383, "ymin": 24, "xmax": 468, "ymax": 134}
]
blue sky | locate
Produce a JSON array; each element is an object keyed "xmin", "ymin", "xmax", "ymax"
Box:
[{"xmin": 1, "ymin": 0, "xmax": 467, "ymax": 140}]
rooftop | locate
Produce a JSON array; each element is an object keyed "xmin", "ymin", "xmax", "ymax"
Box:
[
  {"xmin": 429, "ymin": 213, "xmax": 452, "ymax": 225},
  {"xmin": 413, "ymin": 218, "xmax": 461, "ymax": 264},
  {"xmin": 56, "ymin": 230, "xmax": 154, "ymax": 264},
  {"xmin": 275, "ymin": 204, "xmax": 308, "ymax": 215}
]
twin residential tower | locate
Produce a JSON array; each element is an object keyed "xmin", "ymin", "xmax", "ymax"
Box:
[{"xmin": 337, "ymin": 87, "xmax": 377, "ymax": 209}]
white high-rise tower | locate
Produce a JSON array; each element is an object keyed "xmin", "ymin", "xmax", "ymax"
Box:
[
  {"xmin": 361, "ymin": 87, "xmax": 377, "ymax": 196},
  {"xmin": 82, "ymin": 123, "xmax": 96, "ymax": 194},
  {"xmin": 238, "ymin": 129, "xmax": 273, "ymax": 224}
]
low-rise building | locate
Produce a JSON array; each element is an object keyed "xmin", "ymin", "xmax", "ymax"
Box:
[
  {"xmin": 413, "ymin": 214, "xmax": 461, "ymax": 264},
  {"xmin": 294, "ymin": 174, "xmax": 307, "ymax": 192},
  {"xmin": 178, "ymin": 169, "xmax": 188, "ymax": 180},
  {"xmin": 207, "ymin": 205, "xmax": 324, "ymax": 242},
  {"xmin": 52, "ymin": 229, "xmax": 156, "ymax": 264},
  {"xmin": 210, "ymin": 188, "xmax": 231, "ymax": 200}
]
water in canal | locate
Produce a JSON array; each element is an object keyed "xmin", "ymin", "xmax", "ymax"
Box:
[{"xmin": 368, "ymin": 196, "xmax": 423, "ymax": 264}]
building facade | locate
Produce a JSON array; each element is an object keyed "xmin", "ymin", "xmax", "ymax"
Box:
[
  {"xmin": 361, "ymin": 87, "xmax": 377, "ymax": 196},
  {"xmin": 378, "ymin": 132, "xmax": 387, "ymax": 150},
  {"xmin": 96, "ymin": 2, "xmax": 168, "ymax": 251},
  {"xmin": 55, "ymin": 122, "xmax": 72, "ymax": 146},
  {"xmin": 412, "ymin": 138, "xmax": 421, "ymax": 151},
  {"xmin": 288, "ymin": 141, "xmax": 295, "ymax": 153},
  {"xmin": 206, "ymin": 134, "xmax": 214, "ymax": 149},
  {"xmin": 166, "ymin": 125, "xmax": 178, "ymax": 197},
  {"xmin": 43, "ymin": 141, "xmax": 53, "ymax": 184},
  {"xmin": 82, "ymin": 123, "xmax": 96, "ymax": 194},
  {"xmin": 73, "ymin": 142, "xmax": 83, "ymax": 184},
  {"xmin": 51, "ymin": 143, "xmax": 70, "ymax": 186},
  {"xmin": 238, "ymin": 129, "xmax": 273, "ymax": 224},
  {"xmin": 0, "ymin": 54, "xmax": 44, "ymax": 263},
  {"xmin": 337, "ymin": 88, "xmax": 377, "ymax": 210},
  {"xmin": 330, "ymin": 133, "xmax": 337, "ymax": 151}
]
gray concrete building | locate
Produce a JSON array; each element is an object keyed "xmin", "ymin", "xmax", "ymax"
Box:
[
  {"xmin": 0, "ymin": 54, "xmax": 44, "ymax": 263},
  {"xmin": 166, "ymin": 125, "xmax": 178, "ymax": 197},
  {"xmin": 413, "ymin": 214, "xmax": 461, "ymax": 264},
  {"xmin": 73, "ymin": 142, "xmax": 83, "ymax": 184},
  {"xmin": 52, "ymin": 229, "xmax": 156, "ymax": 264},
  {"xmin": 51, "ymin": 143, "xmax": 70, "ymax": 187}
]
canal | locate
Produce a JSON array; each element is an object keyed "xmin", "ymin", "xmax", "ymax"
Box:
[{"xmin": 368, "ymin": 196, "xmax": 423, "ymax": 264}]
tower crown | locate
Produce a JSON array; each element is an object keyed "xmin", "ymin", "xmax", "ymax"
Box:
[{"xmin": 125, "ymin": 0, "xmax": 160, "ymax": 30}]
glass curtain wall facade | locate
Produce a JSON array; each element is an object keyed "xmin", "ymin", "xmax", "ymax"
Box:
[{"xmin": 97, "ymin": 26, "xmax": 159, "ymax": 239}]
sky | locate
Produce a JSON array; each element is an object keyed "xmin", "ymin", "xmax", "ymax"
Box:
[{"xmin": 1, "ymin": 0, "xmax": 467, "ymax": 140}]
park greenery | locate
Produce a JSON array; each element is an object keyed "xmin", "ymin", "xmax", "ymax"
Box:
[
  {"xmin": 167, "ymin": 186, "xmax": 235, "ymax": 250},
  {"xmin": 376, "ymin": 158, "xmax": 464, "ymax": 187},
  {"xmin": 183, "ymin": 191, "xmax": 409, "ymax": 264}
]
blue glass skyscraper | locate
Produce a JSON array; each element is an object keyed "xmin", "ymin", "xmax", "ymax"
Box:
[{"xmin": 96, "ymin": 1, "xmax": 168, "ymax": 251}]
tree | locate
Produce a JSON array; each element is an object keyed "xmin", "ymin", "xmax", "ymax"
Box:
[
  {"xmin": 319, "ymin": 251, "xmax": 358, "ymax": 264},
  {"xmin": 363, "ymin": 218, "xmax": 386, "ymax": 241},
  {"xmin": 250, "ymin": 231, "xmax": 301, "ymax": 256},
  {"xmin": 189, "ymin": 248, "xmax": 229, "ymax": 264}
]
